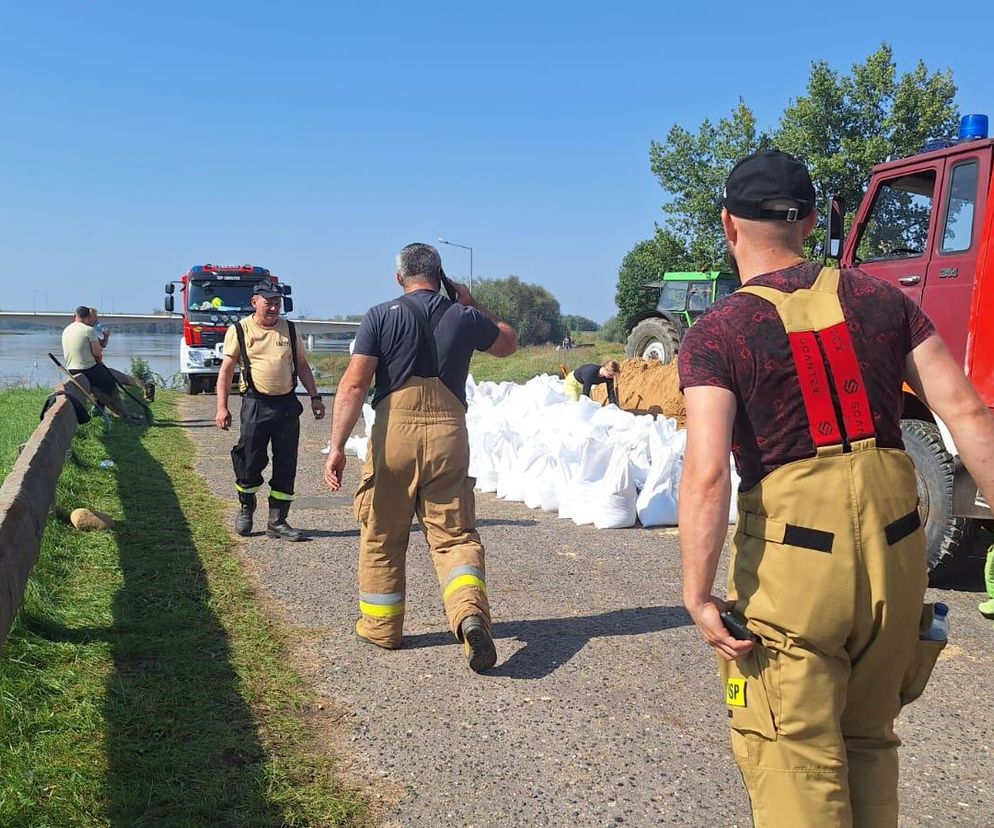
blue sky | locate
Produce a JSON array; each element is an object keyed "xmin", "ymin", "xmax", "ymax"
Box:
[{"xmin": 1, "ymin": 1, "xmax": 990, "ymax": 323}]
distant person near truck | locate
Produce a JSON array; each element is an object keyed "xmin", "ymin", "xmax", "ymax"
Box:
[
  {"xmin": 564, "ymin": 360, "xmax": 620, "ymax": 405},
  {"xmin": 215, "ymin": 281, "xmax": 325, "ymax": 542}
]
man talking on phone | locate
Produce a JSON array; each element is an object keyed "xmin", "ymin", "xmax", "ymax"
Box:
[{"xmin": 324, "ymin": 243, "xmax": 516, "ymax": 671}]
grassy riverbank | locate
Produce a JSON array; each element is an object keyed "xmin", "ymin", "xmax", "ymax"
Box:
[
  {"xmin": 0, "ymin": 390, "xmax": 366, "ymax": 826},
  {"xmin": 310, "ymin": 335, "xmax": 626, "ymax": 387}
]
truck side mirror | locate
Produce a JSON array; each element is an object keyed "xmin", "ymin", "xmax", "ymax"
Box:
[
  {"xmin": 824, "ymin": 195, "xmax": 846, "ymax": 263},
  {"xmin": 165, "ymin": 283, "xmax": 175, "ymax": 295},
  {"xmin": 283, "ymin": 297, "xmax": 294, "ymax": 314},
  {"xmin": 164, "ymin": 295, "xmax": 175, "ymax": 313},
  {"xmin": 281, "ymin": 284, "xmax": 292, "ymax": 296}
]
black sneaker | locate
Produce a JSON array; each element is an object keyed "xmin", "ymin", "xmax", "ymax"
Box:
[{"xmin": 460, "ymin": 616, "xmax": 497, "ymax": 673}]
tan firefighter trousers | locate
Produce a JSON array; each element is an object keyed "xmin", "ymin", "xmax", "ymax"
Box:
[
  {"xmin": 720, "ymin": 268, "xmax": 942, "ymax": 827},
  {"xmin": 354, "ymin": 377, "xmax": 490, "ymax": 648}
]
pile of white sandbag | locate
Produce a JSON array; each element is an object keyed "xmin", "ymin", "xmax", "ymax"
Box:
[
  {"xmin": 341, "ymin": 374, "xmax": 737, "ymax": 528},
  {"xmin": 465, "ymin": 374, "xmax": 737, "ymax": 528}
]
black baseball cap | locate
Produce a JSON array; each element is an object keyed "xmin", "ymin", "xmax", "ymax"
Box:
[
  {"xmin": 721, "ymin": 150, "xmax": 816, "ymax": 222},
  {"xmin": 253, "ymin": 281, "xmax": 284, "ymax": 298}
]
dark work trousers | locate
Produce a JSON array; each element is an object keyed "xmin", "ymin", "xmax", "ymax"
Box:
[{"xmin": 231, "ymin": 392, "xmax": 303, "ymax": 502}]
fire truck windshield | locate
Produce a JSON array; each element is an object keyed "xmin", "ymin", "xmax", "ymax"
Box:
[{"xmin": 187, "ymin": 281, "xmax": 256, "ymax": 313}]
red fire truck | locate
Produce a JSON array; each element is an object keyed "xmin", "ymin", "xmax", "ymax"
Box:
[
  {"xmin": 836, "ymin": 113, "xmax": 991, "ymax": 571},
  {"xmin": 164, "ymin": 264, "xmax": 293, "ymax": 395}
]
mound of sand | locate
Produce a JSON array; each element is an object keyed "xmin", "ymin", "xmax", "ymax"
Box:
[{"xmin": 590, "ymin": 358, "xmax": 685, "ymax": 425}]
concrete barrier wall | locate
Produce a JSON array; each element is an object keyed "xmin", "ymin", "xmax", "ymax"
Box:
[{"xmin": 0, "ymin": 395, "xmax": 79, "ymax": 647}]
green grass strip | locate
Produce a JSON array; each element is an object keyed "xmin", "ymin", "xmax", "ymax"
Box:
[
  {"xmin": 0, "ymin": 392, "xmax": 367, "ymax": 827},
  {"xmin": 0, "ymin": 388, "xmax": 50, "ymax": 480}
]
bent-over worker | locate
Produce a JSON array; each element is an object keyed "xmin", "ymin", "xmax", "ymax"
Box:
[
  {"xmin": 678, "ymin": 149, "xmax": 994, "ymax": 827},
  {"xmin": 324, "ymin": 243, "xmax": 517, "ymax": 672},
  {"xmin": 564, "ymin": 360, "xmax": 620, "ymax": 405},
  {"xmin": 216, "ymin": 281, "xmax": 325, "ymax": 541}
]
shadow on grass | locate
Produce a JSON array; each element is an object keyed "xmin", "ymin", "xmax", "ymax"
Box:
[{"xmin": 100, "ymin": 422, "xmax": 287, "ymax": 826}]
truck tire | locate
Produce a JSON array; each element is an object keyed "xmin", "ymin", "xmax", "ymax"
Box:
[
  {"xmin": 183, "ymin": 374, "xmax": 200, "ymax": 396},
  {"xmin": 625, "ymin": 317, "xmax": 681, "ymax": 363},
  {"xmin": 901, "ymin": 419, "xmax": 976, "ymax": 574}
]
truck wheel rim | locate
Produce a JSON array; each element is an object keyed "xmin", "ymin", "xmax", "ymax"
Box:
[{"xmin": 642, "ymin": 342, "xmax": 666, "ymax": 360}]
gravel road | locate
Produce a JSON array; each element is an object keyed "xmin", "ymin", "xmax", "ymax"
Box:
[{"xmin": 182, "ymin": 394, "xmax": 993, "ymax": 827}]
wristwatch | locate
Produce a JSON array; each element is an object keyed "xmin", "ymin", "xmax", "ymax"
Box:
[{"xmin": 310, "ymin": 395, "xmax": 323, "ymax": 402}]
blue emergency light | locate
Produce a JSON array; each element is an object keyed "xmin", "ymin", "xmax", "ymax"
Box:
[{"xmin": 959, "ymin": 114, "xmax": 989, "ymax": 141}]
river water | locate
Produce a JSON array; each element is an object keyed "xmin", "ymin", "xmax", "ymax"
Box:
[
  {"xmin": 0, "ymin": 331, "xmax": 343, "ymax": 392},
  {"xmin": 0, "ymin": 332, "xmax": 181, "ymax": 389}
]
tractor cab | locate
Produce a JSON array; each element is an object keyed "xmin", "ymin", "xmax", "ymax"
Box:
[
  {"xmin": 625, "ymin": 271, "xmax": 738, "ymax": 362},
  {"xmin": 646, "ymin": 271, "xmax": 738, "ymax": 326}
]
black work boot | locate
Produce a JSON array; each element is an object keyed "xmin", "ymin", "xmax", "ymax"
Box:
[
  {"xmin": 235, "ymin": 493, "xmax": 256, "ymax": 536},
  {"xmin": 460, "ymin": 615, "xmax": 497, "ymax": 673},
  {"xmin": 266, "ymin": 500, "xmax": 303, "ymax": 541}
]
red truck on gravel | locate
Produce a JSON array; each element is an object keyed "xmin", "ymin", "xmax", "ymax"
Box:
[{"xmin": 836, "ymin": 113, "xmax": 992, "ymax": 571}]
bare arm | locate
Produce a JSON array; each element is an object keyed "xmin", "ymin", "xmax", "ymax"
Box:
[
  {"xmin": 324, "ymin": 355, "xmax": 378, "ymax": 491},
  {"xmin": 215, "ymin": 355, "xmax": 237, "ymax": 429},
  {"xmin": 905, "ymin": 335, "xmax": 994, "ymax": 506},
  {"xmin": 90, "ymin": 339, "xmax": 104, "ymax": 363},
  {"xmin": 679, "ymin": 385, "xmax": 753, "ymax": 661}
]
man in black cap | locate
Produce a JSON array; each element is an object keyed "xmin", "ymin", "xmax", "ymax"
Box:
[
  {"xmin": 678, "ymin": 150, "xmax": 994, "ymax": 825},
  {"xmin": 215, "ymin": 281, "xmax": 325, "ymax": 540}
]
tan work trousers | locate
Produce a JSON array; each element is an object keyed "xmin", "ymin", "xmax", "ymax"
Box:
[
  {"xmin": 723, "ymin": 442, "xmax": 941, "ymax": 827},
  {"xmin": 354, "ymin": 378, "xmax": 490, "ymax": 648}
]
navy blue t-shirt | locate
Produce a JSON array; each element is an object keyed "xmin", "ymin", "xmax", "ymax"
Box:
[{"xmin": 354, "ymin": 289, "xmax": 500, "ymax": 408}]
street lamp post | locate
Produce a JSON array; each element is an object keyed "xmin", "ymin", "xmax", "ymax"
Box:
[{"xmin": 438, "ymin": 238, "xmax": 473, "ymax": 291}]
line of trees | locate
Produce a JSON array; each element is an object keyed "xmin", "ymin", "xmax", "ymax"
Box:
[{"xmin": 616, "ymin": 44, "xmax": 961, "ymax": 324}]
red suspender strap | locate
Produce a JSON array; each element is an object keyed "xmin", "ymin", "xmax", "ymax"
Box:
[
  {"xmin": 818, "ymin": 322, "xmax": 876, "ymax": 441},
  {"xmin": 788, "ymin": 331, "xmax": 843, "ymax": 447}
]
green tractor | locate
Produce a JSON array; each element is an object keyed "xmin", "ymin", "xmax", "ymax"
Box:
[{"xmin": 624, "ymin": 271, "xmax": 738, "ymax": 362}]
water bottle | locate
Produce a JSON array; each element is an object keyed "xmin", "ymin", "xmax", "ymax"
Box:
[{"xmin": 922, "ymin": 602, "xmax": 949, "ymax": 641}]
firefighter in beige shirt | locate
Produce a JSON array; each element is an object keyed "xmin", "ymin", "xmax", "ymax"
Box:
[{"xmin": 215, "ymin": 281, "xmax": 324, "ymax": 540}]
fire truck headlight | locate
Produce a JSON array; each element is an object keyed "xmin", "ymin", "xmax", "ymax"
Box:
[{"xmin": 188, "ymin": 351, "xmax": 205, "ymax": 367}]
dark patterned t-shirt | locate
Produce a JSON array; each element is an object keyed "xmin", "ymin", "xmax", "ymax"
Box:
[{"xmin": 678, "ymin": 262, "xmax": 935, "ymax": 490}]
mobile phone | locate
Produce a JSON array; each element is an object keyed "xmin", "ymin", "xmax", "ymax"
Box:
[
  {"xmin": 720, "ymin": 611, "xmax": 758, "ymax": 642},
  {"xmin": 438, "ymin": 267, "xmax": 458, "ymax": 301}
]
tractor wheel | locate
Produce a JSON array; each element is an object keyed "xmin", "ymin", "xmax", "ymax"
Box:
[
  {"xmin": 901, "ymin": 419, "xmax": 976, "ymax": 574},
  {"xmin": 625, "ymin": 317, "xmax": 681, "ymax": 363}
]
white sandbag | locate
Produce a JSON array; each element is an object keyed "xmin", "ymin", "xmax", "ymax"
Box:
[
  {"xmin": 496, "ymin": 438, "xmax": 526, "ymax": 502},
  {"xmin": 590, "ymin": 445, "xmax": 638, "ymax": 529},
  {"xmin": 636, "ymin": 428, "xmax": 687, "ymax": 527},
  {"xmin": 728, "ymin": 459, "xmax": 741, "ymax": 524},
  {"xmin": 344, "ymin": 435, "xmax": 369, "ymax": 462},
  {"xmin": 522, "ymin": 451, "xmax": 559, "ymax": 511},
  {"xmin": 362, "ymin": 403, "xmax": 376, "ymax": 436}
]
